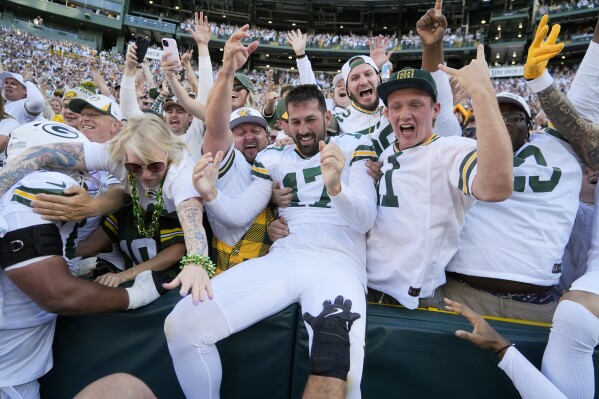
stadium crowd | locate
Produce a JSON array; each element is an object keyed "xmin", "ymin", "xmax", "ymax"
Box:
[{"xmin": 1, "ymin": 4, "xmax": 599, "ymax": 399}]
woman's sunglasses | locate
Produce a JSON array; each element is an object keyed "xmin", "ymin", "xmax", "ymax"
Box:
[{"xmin": 123, "ymin": 153, "xmax": 168, "ymax": 175}]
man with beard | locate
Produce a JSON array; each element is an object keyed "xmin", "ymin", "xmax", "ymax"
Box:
[{"xmin": 167, "ymin": 77, "xmax": 377, "ymax": 398}]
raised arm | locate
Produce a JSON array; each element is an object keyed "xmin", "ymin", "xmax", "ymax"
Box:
[
  {"xmin": 287, "ymin": 29, "xmax": 317, "ymax": 85},
  {"xmin": 417, "ymin": 0, "xmax": 461, "ymax": 137},
  {"xmin": 181, "ymin": 50, "xmax": 199, "ymax": 96},
  {"xmin": 163, "ymin": 52, "xmax": 206, "ymax": 121},
  {"xmin": 21, "ymin": 71, "xmax": 46, "ymax": 121},
  {"xmin": 0, "ymin": 142, "xmax": 87, "ymax": 196},
  {"xmin": 525, "ymin": 15, "xmax": 599, "ymax": 169},
  {"xmin": 120, "ymin": 44, "xmax": 144, "ymax": 119},
  {"xmin": 91, "ymin": 60, "xmax": 112, "ymax": 98},
  {"xmin": 417, "ymin": 0, "xmax": 446, "ymax": 72},
  {"xmin": 440, "ymin": 45, "xmax": 513, "ymax": 201},
  {"xmin": 186, "ymin": 11, "xmax": 214, "ymax": 102},
  {"xmin": 203, "ymin": 26, "xmax": 259, "ymax": 155}
]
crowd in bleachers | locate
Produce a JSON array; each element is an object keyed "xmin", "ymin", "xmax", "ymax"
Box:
[
  {"xmin": 537, "ymin": 0, "xmax": 599, "ymax": 15},
  {"xmin": 0, "ymin": 23, "xmax": 579, "ymax": 125},
  {"xmin": 177, "ymin": 18, "xmax": 480, "ymax": 50}
]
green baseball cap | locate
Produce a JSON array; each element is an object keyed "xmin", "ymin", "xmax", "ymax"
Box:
[
  {"xmin": 377, "ymin": 68, "xmax": 438, "ymax": 106},
  {"xmin": 234, "ymin": 73, "xmax": 255, "ymax": 93}
]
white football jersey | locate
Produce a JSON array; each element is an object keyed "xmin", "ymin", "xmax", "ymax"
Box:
[
  {"xmin": 0, "ymin": 171, "xmax": 80, "ymax": 386},
  {"xmin": 252, "ymin": 134, "xmax": 378, "ymax": 270},
  {"xmin": 448, "ymin": 131, "xmax": 582, "ymax": 286},
  {"xmin": 367, "ymin": 134, "xmax": 478, "ymax": 309},
  {"xmin": 335, "ymin": 100, "xmax": 395, "ymax": 156},
  {"xmin": 253, "ymin": 134, "xmax": 376, "ymax": 227}
]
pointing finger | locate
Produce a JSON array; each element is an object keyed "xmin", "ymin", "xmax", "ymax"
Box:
[{"xmin": 435, "ymin": 0, "xmax": 443, "ymax": 14}]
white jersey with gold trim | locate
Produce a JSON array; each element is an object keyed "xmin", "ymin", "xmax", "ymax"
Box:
[
  {"xmin": 0, "ymin": 171, "xmax": 80, "ymax": 387},
  {"xmin": 367, "ymin": 134, "xmax": 478, "ymax": 309},
  {"xmin": 447, "ymin": 132, "xmax": 582, "ymax": 286},
  {"xmin": 335, "ymin": 100, "xmax": 394, "ymax": 156}
]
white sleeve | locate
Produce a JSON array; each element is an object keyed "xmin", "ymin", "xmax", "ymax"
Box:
[
  {"xmin": 498, "ymin": 347, "xmax": 567, "ymax": 399},
  {"xmin": 120, "ymin": 74, "xmax": 144, "ymax": 119},
  {"xmin": 197, "ymin": 55, "xmax": 214, "ymax": 103},
  {"xmin": 83, "ymin": 142, "xmax": 123, "ymax": 179},
  {"xmin": 0, "ymin": 118, "xmax": 20, "ymax": 137},
  {"xmin": 567, "ymin": 41, "xmax": 599, "ymax": 124},
  {"xmin": 330, "ymin": 160, "xmax": 377, "ymax": 233},
  {"xmin": 431, "ymin": 69, "xmax": 461, "ymax": 137},
  {"xmin": 165, "ymin": 158, "xmax": 202, "ymax": 207},
  {"xmin": 297, "ymin": 57, "xmax": 317, "ymax": 85},
  {"xmin": 23, "ymin": 82, "xmax": 45, "ymax": 118},
  {"xmin": 204, "ymin": 178, "xmax": 272, "ymax": 228}
]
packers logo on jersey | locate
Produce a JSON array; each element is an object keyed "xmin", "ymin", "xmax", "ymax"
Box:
[{"xmin": 41, "ymin": 122, "xmax": 81, "ymax": 139}]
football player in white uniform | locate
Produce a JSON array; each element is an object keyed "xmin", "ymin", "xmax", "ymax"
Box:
[
  {"xmin": 165, "ymin": 80, "xmax": 377, "ymax": 398},
  {"xmin": 0, "ymin": 122, "xmax": 163, "ymax": 399},
  {"xmin": 367, "ymin": 45, "xmax": 514, "ymax": 310}
]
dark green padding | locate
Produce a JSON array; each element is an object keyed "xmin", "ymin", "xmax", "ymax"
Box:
[{"xmin": 40, "ymin": 295, "xmax": 599, "ymax": 398}]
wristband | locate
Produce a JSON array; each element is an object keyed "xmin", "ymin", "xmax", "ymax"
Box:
[
  {"xmin": 296, "ymin": 54, "xmax": 307, "ymax": 59},
  {"xmin": 179, "ymin": 254, "xmax": 216, "ymax": 278},
  {"xmin": 495, "ymin": 343, "xmax": 515, "ymax": 356}
]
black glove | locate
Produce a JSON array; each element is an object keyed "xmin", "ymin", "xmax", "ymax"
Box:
[{"xmin": 303, "ymin": 295, "xmax": 361, "ymax": 381}]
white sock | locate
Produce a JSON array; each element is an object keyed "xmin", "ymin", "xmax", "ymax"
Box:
[
  {"xmin": 164, "ymin": 297, "xmax": 230, "ymax": 399},
  {"xmin": 542, "ymin": 300, "xmax": 599, "ymax": 399}
]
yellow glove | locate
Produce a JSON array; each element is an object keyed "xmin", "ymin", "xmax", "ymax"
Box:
[{"xmin": 523, "ymin": 15, "xmax": 565, "ymax": 80}]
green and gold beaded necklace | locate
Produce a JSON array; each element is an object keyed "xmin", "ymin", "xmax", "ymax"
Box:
[{"xmin": 128, "ymin": 173, "xmax": 165, "ymax": 238}]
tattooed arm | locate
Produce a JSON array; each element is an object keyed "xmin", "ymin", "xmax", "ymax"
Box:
[
  {"xmin": 0, "ymin": 143, "xmax": 87, "ymax": 196},
  {"xmin": 163, "ymin": 197, "xmax": 213, "ymax": 303},
  {"xmin": 532, "ymin": 75, "xmax": 599, "ymax": 169}
]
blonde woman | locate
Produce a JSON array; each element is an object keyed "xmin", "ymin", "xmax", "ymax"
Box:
[
  {"xmin": 0, "ymin": 113, "xmax": 214, "ymax": 302},
  {"xmin": 76, "ymin": 114, "xmax": 189, "ymax": 287}
]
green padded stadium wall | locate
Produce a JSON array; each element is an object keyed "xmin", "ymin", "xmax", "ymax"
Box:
[{"xmin": 40, "ymin": 291, "xmax": 599, "ymax": 398}]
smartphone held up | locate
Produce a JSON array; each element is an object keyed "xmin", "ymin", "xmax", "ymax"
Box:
[{"xmin": 162, "ymin": 38, "xmax": 182, "ymax": 72}]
